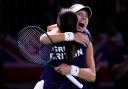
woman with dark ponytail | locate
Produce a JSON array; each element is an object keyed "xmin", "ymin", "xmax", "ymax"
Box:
[{"xmin": 35, "ymin": 4, "xmax": 96, "ymax": 89}]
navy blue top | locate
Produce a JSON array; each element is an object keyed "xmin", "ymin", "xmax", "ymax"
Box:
[{"xmin": 39, "ymin": 28, "xmax": 91, "ymax": 89}]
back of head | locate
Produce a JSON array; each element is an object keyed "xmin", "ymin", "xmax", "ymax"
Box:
[
  {"xmin": 57, "ymin": 8, "xmax": 78, "ymax": 33},
  {"xmin": 57, "ymin": 8, "xmax": 78, "ymax": 64}
]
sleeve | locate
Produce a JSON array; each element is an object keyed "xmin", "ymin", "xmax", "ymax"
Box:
[{"xmin": 82, "ymin": 27, "xmax": 91, "ymax": 41}]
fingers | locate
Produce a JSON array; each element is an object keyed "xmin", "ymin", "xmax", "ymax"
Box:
[
  {"xmin": 74, "ymin": 32, "xmax": 89, "ymax": 47},
  {"xmin": 47, "ymin": 24, "xmax": 57, "ymax": 31},
  {"xmin": 55, "ymin": 67, "xmax": 61, "ymax": 73},
  {"xmin": 55, "ymin": 63, "xmax": 71, "ymax": 75}
]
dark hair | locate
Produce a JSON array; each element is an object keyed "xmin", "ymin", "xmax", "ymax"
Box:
[
  {"xmin": 57, "ymin": 8, "xmax": 78, "ymax": 64},
  {"xmin": 57, "ymin": 8, "xmax": 78, "ymax": 33}
]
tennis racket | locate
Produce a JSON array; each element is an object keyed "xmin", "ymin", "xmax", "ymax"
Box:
[{"xmin": 17, "ymin": 26, "xmax": 83, "ymax": 89}]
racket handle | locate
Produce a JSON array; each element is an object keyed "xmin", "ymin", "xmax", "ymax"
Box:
[{"xmin": 65, "ymin": 74, "xmax": 83, "ymax": 89}]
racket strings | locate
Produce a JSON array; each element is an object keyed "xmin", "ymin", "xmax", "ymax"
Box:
[
  {"xmin": 18, "ymin": 26, "xmax": 66, "ymax": 66},
  {"xmin": 17, "ymin": 26, "xmax": 83, "ymax": 88},
  {"xmin": 19, "ymin": 29, "xmax": 40, "ymax": 56},
  {"xmin": 18, "ymin": 26, "xmax": 52, "ymax": 65}
]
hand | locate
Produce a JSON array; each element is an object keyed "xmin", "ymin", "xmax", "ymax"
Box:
[
  {"xmin": 74, "ymin": 32, "xmax": 89, "ymax": 47},
  {"xmin": 47, "ymin": 24, "xmax": 60, "ymax": 32},
  {"xmin": 55, "ymin": 63, "xmax": 71, "ymax": 75}
]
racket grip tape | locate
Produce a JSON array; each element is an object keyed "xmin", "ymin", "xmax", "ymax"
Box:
[{"xmin": 65, "ymin": 74, "xmax": 83, "ymax": 89}]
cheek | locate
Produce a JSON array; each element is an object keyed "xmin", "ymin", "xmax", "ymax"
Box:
[
  {"xmin": 77, "ymin": 15, "xmax": 81, "ymax": 21},
  {"xmin": 85, "ymin": 18, "xmax": 89, "ymax": 23}
]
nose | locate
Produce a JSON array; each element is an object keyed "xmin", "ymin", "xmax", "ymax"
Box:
[
  {"xmin": 81, "ymin": 15, "xmax": 87, "ymax": 20},
  {"xmin": 82, "ymin": 14, "xmax": 89, "ymax": 20},
  {"xmin": 81, "ymin": 16, "xmax": 86, "ymax": 21},
  {"xmin": 82, "ymin": 16, "xmax": 85, "ymax": 20}
]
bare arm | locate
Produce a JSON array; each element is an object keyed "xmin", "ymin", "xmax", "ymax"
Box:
[
  {"xmin": 78, "ymin": 42, "xmax": 96, "ymax": 81},
  {"xmin": 40, "ymin": 24, "xmax": 89, "ymax": 45},
  {"xmin": 40, "ymin": 32, "xmax": 89, "ymax": 46},
  {"xmin": 55, "ymin": 42, "xmax": 96, "ymax": 82},
  {"xmin": 40, "ymin": 32, "xmax": 65, "ymax": 44},
  {"xmin": 44, "ymin": 24, "xmax": 96, "ymax": 81},
  {"xmin": 40, "ymin": 24, "xmax": 65, "ymax": 44}
]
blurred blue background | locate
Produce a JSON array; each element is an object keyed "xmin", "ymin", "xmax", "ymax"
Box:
[{"xmin": 0, "ymin": 0, "xmax": 128, "ymax": 89}]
